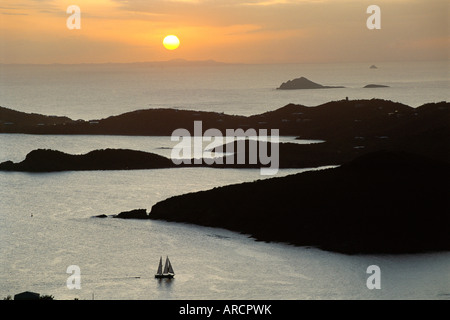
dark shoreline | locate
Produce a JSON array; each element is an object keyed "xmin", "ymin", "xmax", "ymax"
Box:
[
  {"xmin": 147, "ymin": 150, "xmax": 450, "ymax": 255},
  {"xmin": 101, "ymin": 150, "xmax": 450, "ymax": 255}
]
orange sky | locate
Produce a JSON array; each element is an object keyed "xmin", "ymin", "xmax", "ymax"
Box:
[{"xmin": 0, "ymin": 0, "xmax": 448, "ymax": 64}]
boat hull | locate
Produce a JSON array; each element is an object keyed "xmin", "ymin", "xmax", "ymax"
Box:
[{"xmin": 155, "ymin": 274, "xmax": 174, "ymax": 279}]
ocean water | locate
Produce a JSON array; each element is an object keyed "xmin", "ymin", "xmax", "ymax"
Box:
[
  {"xmin": 1, "ymin": 61, "xmax": 449, "ymax": 120},
  {"xmin": 0, "ymin": 61, "xmax": 449, "ymax": 300}
]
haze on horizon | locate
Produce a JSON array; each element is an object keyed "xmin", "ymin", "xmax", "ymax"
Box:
[{"xmin": 0, "ymin": 0, "xmax": 448, "ymax": 64}]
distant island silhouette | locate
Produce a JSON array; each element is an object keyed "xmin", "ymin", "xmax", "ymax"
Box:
[
  {"xmin": 277, "ymin": 77, "xmax": 345, "ymax": 90},
  {"xmin": 364, "ymin": 84, "xmax": 389, "ymax": 88},
  {"xmin": 0, "ymin": 149, "xmax": 175, "ymax": 172},
  {"xmin": 2, "ymin": 99, "xmax": 447, "ymax": 140}
]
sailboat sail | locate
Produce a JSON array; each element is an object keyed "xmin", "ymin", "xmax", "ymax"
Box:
[
  {"xmin": 163, "ymin": 257, "xmax": 169, "ymax": 274},
  {"xmin": 167, "ymin": 258, "xmax": 174, "ymax": 274},
  {"xmin": 163, "ymin": 256, "xmax": 174, "ymax": 275},
  {"xmin": 156, "ymin": 257, "xmax": 163, "ymax": 275}
]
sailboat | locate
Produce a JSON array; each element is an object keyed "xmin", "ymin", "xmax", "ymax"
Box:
[{"xmin": 155, "ymin": 256, "xmax": 175, "ymax": 279}]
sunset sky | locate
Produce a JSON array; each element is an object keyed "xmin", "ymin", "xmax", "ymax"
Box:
[{"xmin": 0, "ymin": 0, "xmax": 448, "ymax": 64}]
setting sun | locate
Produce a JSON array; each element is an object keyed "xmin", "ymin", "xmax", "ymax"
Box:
[{"xmin": 163, "ymin": 35, "xmax": 180, "ymax": 51}]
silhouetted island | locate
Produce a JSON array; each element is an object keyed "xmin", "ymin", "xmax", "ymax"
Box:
[
  {"xmin": 2, "ymin": 100, "xmax": 448, "ymax": 142},
  {"xmin": 94, "ymin": 209, "xmax": 149, "ymax": 219},
  {"xmin": 277, "ymin": 77, "xmax": 345, "ymax": 90},
  {"xmin": 0, "ymin": 149, "xmax": 175, "ymax": 172},
  {"xmin": 1, "ymin": 100, "xmax": 448, "ymax": 172},
  {"xmin": 148, "ymin": 151, "xmax": 450, "ymax": 254}
]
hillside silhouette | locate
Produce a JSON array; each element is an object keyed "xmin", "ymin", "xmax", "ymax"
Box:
[
  {"xmin": 149, "ymin": 151, "xmax": 450, "ymax": 254},
  {"xmin": 1, "ymin": 100, "xmax": 448, "ymax": 171}
]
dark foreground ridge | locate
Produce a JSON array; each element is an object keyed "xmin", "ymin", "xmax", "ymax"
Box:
[{"xmin": 148, "ymin": 151, "xmax": 450, "ymax": 254}]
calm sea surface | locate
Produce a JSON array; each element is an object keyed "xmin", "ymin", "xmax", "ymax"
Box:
[
  {"xmin": 0, "ymin": 61, "xmax": 449, "ymax": 300},
  {"xmin": 1, "ymin": 61, "xmax": 449, "ymax": 119}
]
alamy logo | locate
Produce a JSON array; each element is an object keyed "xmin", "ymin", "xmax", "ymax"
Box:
[
  {"xmin": 366, "ymin": 5, "xmax": 381, "ymax": 30},
  {"xmin": 366, "ymin": 265, "xmax": 381, "ymax": 289},
  {"xmin": 66, "ymin": 5, "xmax": 81, "ymax": 30},
  {"xmin": 171, "ymin": 121, "xmax": 280, "ymax": 175},
  {"xmin": 66, "ymin": 265, "xmax": 81, "ymax": 289}
]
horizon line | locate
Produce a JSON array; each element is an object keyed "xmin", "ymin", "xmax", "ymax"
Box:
[{"xmin": 1, "ymin": 58, "xmax": 448, "ymax": 67}]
